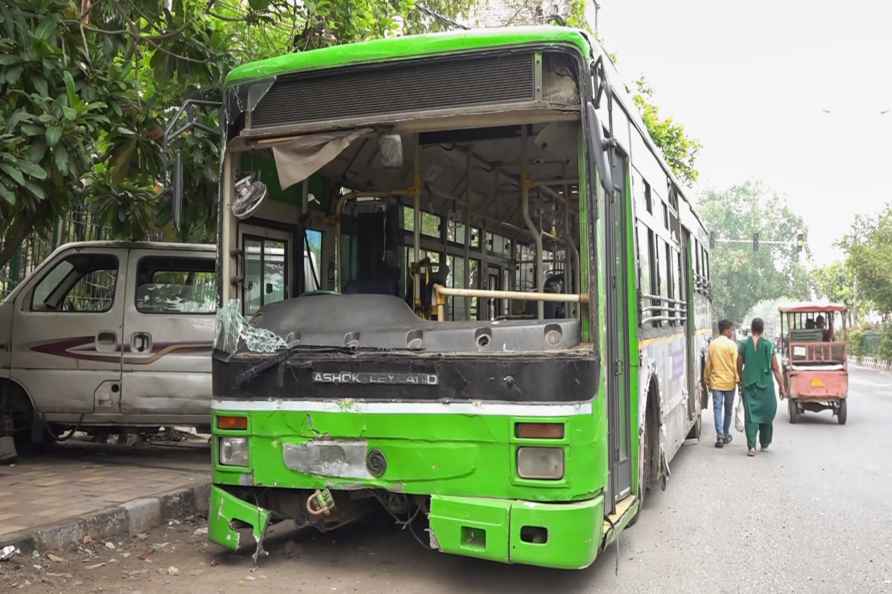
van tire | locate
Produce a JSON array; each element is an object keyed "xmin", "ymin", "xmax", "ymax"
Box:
[
  {"xmin": 0, "ymin": 381, "xmax": 35, "ymax": 447},
  {"xmin": 788, "ymin": 399, "xmax": 799, "ymax": 424}
]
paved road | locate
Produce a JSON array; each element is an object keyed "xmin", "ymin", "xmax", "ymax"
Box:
[{"xmin": 3, "ymin": 366, "xmax": 891, "ymax": 593}]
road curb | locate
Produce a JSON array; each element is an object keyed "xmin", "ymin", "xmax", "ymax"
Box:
[{"xmin": 0, "ymin": 481, "xmax": 211, "ymax": 553}]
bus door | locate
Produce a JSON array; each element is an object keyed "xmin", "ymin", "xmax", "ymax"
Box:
[
  {"xmin": 238, "ymin": 224, "xmax": 292, "ymax": 316},
  {"xmin": 682, "ymin": 228, "xmax": 698, "ymax": 416},
  {"xmin": 604, "ymin": 144, "xmax": 633, "ymax": 509}
]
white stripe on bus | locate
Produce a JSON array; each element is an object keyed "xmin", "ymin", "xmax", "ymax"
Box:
[{"xmin": 212, "ymin": 399, "xmax": 593, "ymax": 417}]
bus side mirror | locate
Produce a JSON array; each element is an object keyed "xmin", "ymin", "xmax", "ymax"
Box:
[
  {"xmin": 378, "ymin": 133, "xmax": 403, "ymax": 168},
  {"xmin": 586, "ymin": 102, "xmax": 613, "ymax": 194}
]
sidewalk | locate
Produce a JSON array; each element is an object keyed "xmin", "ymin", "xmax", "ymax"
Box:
[{"xmin": 0, "ymin": 438, "xmax": 211, "ymax": 551}]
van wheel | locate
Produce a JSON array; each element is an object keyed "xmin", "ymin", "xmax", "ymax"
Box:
[
  {"xmin": 0, "ymin": 382, "xmax": 35, "ymax": 447},
  {"xmin": 837, "ymin": 400, "xmax": 847, "ymax": 425},
  {"xmin": 788, "ymin": 399, "xmax": 799, "ymax": 424}
]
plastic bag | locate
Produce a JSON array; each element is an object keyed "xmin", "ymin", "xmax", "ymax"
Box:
[{"xmin": 734, "ymin": 394, "xmax": 746, "ymax": 433}]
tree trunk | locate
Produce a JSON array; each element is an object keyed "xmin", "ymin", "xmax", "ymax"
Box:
[{"xmin": 0, "ymin": 202, "xmax": 55, "ymax": 272}]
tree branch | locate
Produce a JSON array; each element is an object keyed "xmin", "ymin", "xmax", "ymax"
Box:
[{"xmin": 0, "ymin": 201, "xmax": 54, "ymax": 271}]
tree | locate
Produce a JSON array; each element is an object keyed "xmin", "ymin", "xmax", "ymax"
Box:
[
  {"xmin": 0, "ymin": 0, "xmax": 475, "ymax": 269},
  {"xmin": 0, "ymin": 2, "xmax": 124, "ymax": 266},
  {"xmin": 633, "ymin": 78, "xmax": 701, "ymax": 187},
  {"xmin": 813, "ymin": 260, "xmax": 864, "ymax": 327},
  {"xmin": 698, "ymin": 181, "xmax": 811, "ymax": 324},
  {"xmin": 838, "ymin": 205, "xmax": 892, "ymax": 317}
]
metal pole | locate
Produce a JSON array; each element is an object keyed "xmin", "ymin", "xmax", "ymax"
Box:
[
  {"xmin": 413, "ymin": 140, "xmax": 422, "ymax": 309},
  {"xmin": 464, "ymin": 151, "xmax": 472, "ymax": 319},
  {"xmin": 433, "ymin": 284, "xmax": 588, "ymax": 303},
  {"xmin": 520, "ymin": 127, "xmax": 544, "ymax": 320}
]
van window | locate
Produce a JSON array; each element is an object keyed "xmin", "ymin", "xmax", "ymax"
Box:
[
  {"xmin": 135, "ymin": 256, "xmax": 216, "ymax": 314},
  {"xmin": 31, "ymin": 254, "xmax": 118, "ymax": 313}
]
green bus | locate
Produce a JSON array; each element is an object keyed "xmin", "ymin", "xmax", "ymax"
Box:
[{"xmin": 209, "ymin": 26, "xmax": 712, "ymax": 570}]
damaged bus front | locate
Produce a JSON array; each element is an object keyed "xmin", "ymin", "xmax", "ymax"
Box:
[{"xmin": 210, "ymin": 28, "xmax": 621, "ymax": 569}]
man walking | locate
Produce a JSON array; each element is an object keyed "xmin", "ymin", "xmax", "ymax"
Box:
[
  {"xmin": 737, "ymin": 317, "xmax": 787, "ymax": 457},
  {"xmin": 704, "ymin": 319, "xmax": 739, "ymax": 448}
]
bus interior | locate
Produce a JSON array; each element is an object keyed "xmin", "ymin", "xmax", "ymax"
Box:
[{"xmin": 222, "ymin": 70, "xmax": 592, "ymax": 356}]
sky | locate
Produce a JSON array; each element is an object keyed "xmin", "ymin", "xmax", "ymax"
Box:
[{"xmin": 597, "ymin": 0, "xmax": 892, "ymax": 266}]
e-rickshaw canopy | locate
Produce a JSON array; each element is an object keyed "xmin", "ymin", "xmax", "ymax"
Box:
[{"xmin": 778, "ymin": 303, "xmax": 847, "ymax": 314}]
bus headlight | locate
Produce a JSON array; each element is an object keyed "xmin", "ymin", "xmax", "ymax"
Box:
[
  {"xmin": 219, "ymin": 437, "xmax": 249, "ymax": 466},
  {"xmin": 516, "ymin": 447, "xmax": 564, "ymax": 480}
]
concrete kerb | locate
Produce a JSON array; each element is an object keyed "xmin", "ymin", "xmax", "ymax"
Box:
[{"xmin": 0, "ymin": 481, "xmax": 211, "ymax": 554}]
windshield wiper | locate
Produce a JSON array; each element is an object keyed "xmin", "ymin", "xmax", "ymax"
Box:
[{"xmin": 235, "ymin": 344, "xmax": 379, "ymax": 388}]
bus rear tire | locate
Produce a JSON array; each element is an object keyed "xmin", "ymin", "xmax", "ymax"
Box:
[
  {"xmin": 837, "ymin": 400, "xmax": 847, "ymax": 425},
  {"xmin": 788, "ymin": 399, "xmax": 799, "ymax": 424}
]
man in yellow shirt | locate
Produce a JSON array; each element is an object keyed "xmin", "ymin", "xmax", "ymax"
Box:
[{"xmin": 704, "ymin": 319, "xmax": 740, "ymax": 448}]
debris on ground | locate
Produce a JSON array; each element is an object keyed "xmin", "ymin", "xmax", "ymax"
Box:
[
  {"xmin": 46, "ymin": 553, "xmax": 65, "ymax": 563},
  {"xmin": 0, "ymin": 545, "xmax": 19, "ymax": 561},
  {"xmin": 193, "ymin": 527, "xmax": 208, "ymax": 537},
  {"xmin": 167, "ymin": 566, "xmax": 180, "ymax": 576},
  {"xmin": 104, "ymin": 542, "xmax": 116, "ymax": 550}
]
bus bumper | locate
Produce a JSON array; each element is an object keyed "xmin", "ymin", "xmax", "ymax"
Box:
[
  {"xmin": 208, "ymin": 485, "xmax": 604, "ymax": 569},
  {"xmin": 208, "ymin": 486, "xmax": 271, "ymax": 552},
  {"xmin": 428, "ymin": 494, "xmax": 603, "ymax": 569}
]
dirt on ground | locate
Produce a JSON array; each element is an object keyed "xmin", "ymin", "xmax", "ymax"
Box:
[{"xmin": 1, "ymin": 514, "xmax": 216, "ymax": 593}]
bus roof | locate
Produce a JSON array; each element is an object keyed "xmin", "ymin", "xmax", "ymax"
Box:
[
  {"xmin": 778, "ymin": 303, "xmax": 848, "ymax": 313},
  {"xmin": 225, "ymin": 26, "xmax": 592, "ymax": 85}
]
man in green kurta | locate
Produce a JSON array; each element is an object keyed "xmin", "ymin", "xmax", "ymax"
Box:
[{"xmin": 737, "ymin": 318, "xmax": 786, "ymax": 456}]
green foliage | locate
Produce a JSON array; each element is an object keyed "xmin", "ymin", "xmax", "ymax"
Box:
[
  {"xmin": 838, "ymin": 204, "xmax": 892, "ymax": 316},
  {"xmin": 848, "ymin": 328, "xmax": 864, "ymax": 360},
  {"xmin": 632, "ymin": 78, "xmax": 701, "ymax": 187},
  {"xmin": 0, "ymin": 1, "xmax": 127, "ymax": 259},
  {"xmin": 813, "ymin": 260, "xmax": 865, "ymax": 326},
  {"xmin": 0, "ymin": 0, "xmax": 475, "ymax": 258},
  {"xmin": 698, "ymin": 181, "xmax": 811, "ymax": 324},
  {"xmin": 879, "ymin": 324, "xmax": 892, "ymax": 364}
]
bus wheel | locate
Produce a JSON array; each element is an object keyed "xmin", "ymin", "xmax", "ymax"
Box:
[
  {"xmin": 788, "ymin": 399, "xmax": 799, "ymax": 424},
  {"xmin": 686, "ymin": 412, "xmax": 702, "ymax": 440},
  {"xmin": 837, "ymin": 400, "xmax": 847, "ymax": 425}
]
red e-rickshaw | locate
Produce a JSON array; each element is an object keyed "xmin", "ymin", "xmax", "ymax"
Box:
[{"xmin": 779, "ymin": 303, "xmax": 849, "ymax": 425}]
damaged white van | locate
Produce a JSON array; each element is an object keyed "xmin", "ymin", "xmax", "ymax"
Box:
[{"xmin": 0, "ymin": 241, "xmax": 218, "ymax": 444}]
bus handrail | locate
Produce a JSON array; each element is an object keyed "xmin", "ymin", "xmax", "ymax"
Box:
[
  {"xmin": 640, "ymin": 315, "xmax": 688, "ymax": 325},
  {"xmin": 432, "ymin": 284, "xmax": 588, "ymax": 321},
  {"xmin": 640, "ymin": 293, "xmax": 688, "ymax": 306}
]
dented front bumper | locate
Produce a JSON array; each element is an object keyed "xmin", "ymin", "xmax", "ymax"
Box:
[
  {"xmin": 208, "ymin": 486, "xmax": 271, "ymax": 551},
  {"xmin": 428, "ymin": 494, "xmax": 603, "ymax": 569}
]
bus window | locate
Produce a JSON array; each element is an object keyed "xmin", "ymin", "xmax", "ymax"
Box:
[{"xmin": 243, "ymin": 236, "xmax": 287, "ymax": 316}]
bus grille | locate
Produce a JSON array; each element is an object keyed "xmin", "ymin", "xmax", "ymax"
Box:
[{"xmin": 249, "ymin": 52, "xmax": 536, "ymax": 130}]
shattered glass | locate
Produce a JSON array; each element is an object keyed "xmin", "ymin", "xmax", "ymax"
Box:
[
  {"xmin": 215, "ymin": 300, "xmax": 290, "ymax": 354},
  {"xmin": 224, "ymin": 77, "xmax": 276, "ymax": 127}
]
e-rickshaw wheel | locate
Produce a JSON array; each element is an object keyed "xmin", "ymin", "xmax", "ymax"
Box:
[
  {"xmin": 837, "ymin": 399, "xmax": 847, "ymax": 425},
  {"xmin": 788, "ymin": 398, "xmax": 799, "ymax": 424}
]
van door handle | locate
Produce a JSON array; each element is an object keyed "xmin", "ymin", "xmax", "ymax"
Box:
[
  {"xmin": 130, "ymin": 332, "xmax": 153, "ymax": 354},
  {"xmin": 95, "ymin": 331, "xmax": 118, "ymax": 353}
]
